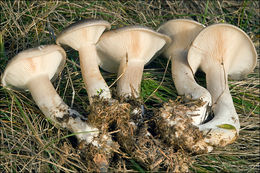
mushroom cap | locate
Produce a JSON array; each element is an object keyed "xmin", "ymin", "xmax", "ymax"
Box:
[
  {"xmin": 188, "ymin": 23, "xmax": 257, "ymax": 80},
  {"xmin": 56, "ymin": 19, "xmax": 111, "ymax": 50},
  {"xmin": 2, "ymin": 45, "xmax": 66, "ymax": 90},
  {"xmin": 157, "ymin": 19, "xmax": 205, "ymax": 58},
  {"xmin": 96, "ymin": 25, "xmax": 171, "ymax": 73}
]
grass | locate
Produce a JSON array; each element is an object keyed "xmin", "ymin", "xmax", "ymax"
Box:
[{"xmin": 0, "ymin": 0, "xmax": 259, "ymax": 172}]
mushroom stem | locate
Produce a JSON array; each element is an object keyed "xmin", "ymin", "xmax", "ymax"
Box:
[
  {"xmin": 201, "ymin": 88, "xmax": 239, "ymax": 130},
  {"xmin": 79, "ymin": 45, "xmax": 111, "ymax": 102},
  {"xmin": 27, "ymin": 74, "xmax": 68, "ymax": 123},
  {"xmin": 117, "ymin": 55, "xmax": 145, "ymax": 98},
  {"xmin": 200, "ymin": 64, "xmax": 240, "ymax": 131},
  {"xmin": 186, "ymin": 23, "xmax": 257, "ymax": 147},
  {"xmin": 26, "ymin": 74, "xmax": 99, "ymax": 143},
  {"xmin": 198, "ymin": 64, "xmax": 239, "ymax": 146},
  {"xmin": 171, "ymin": 53, "xmax": 212, "ymax": 125}
]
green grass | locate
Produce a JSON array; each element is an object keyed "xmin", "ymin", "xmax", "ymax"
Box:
[{"xmin": 0, "ymin": 0, "xmax": 259, "ymax": 172}]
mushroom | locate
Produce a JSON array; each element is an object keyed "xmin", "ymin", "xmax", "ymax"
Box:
[
  {"xmin": 1, "ymin": 45, "xmax": 99, "ymax": 144},
  {"xmin": 56, "ymin": 19, "xmax": 111, "ymax": 103},
  {"xmin": 157, "ymin": 19, "xmax": 211, "ymax": 125},
  {"xmin": 187, "ymin": 23, "xmax": 257, "ymax": 146},
  {"xmin": 96, "ymin": 26, "xmax": 171, "ymax": 98}
]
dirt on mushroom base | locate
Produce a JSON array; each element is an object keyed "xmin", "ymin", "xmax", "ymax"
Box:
[
  {"xmin": 154, "ymin": 98, "xmax": 212, "ymax": 154},
  {"xmin": 80, "ymin": 97, "xmax": 142, "ymax": 171},
  {"xmin": 78, "ymin": 97, "xmax": 125, "ymax": 172},
  {"xmin": 78, "ymin": 96, "xmax": 199, "ymax": 172},
  {"xmin": 120, "ymin": 122, "xmax": 193, "ymax": 172},
  {"xmin": 113, "ymin": 97, "xmax": 192, "ymax": 172}
]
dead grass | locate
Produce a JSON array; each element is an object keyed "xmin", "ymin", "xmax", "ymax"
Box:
[{"xmin": 0, "ymin": 0, "xmax": 259, "ymax": 172}]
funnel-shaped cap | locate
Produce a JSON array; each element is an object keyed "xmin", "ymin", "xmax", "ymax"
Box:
[
  {"xmin": 188, "ymin": 23, "xmax": 257, "ymax": 80},
  {"xmin": 56, "ymin": 19, "xmax": 111, "ymax": 50},
  {"xmin": 2, "ymin": 45, "xmax": 66, "ymax": 90},
  {"xmin": 158, "ymin": 19, "xmax": 205, "ymax": 58},
  {"xmin": 96, "ymin": 26, "xmax": 171, "ymax": 73}
]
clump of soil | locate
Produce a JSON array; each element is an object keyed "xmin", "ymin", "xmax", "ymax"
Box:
[
  {"xmin": 127, "ymin": 123, "xmax": 192, "ymax": 172},
  {"xmin": 77, "ymin": 96, "xmax": 208, "ymax": 172},
  {"xmin": 78, "ymin": 97, "xmax": 129, "ymax": 172},
  {"xmin": 113, "ymin": 97, "xmax": 192, "ymax": 172},
  {"xmin": 79, "ymin": 96, "xmax": 155, "ymax": 171},
  {"xmin": 154, "ymin": 99, "xmax": 212, "ymax": 154},
  {"xmin": 78, "ymin": 96, "xmax": 172, "ymax": 171},
  {"xmin": 78, "ymin": 140, "xmax": 112, "ymax": 172}
]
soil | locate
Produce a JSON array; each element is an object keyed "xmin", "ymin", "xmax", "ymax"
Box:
[
  {"xmin": 76, "ymin": 97, "xmax": 211, "ymax": 172},
  {"xmin": 154, "ymin": 99, "xmax": 211, "ymax": 154}
]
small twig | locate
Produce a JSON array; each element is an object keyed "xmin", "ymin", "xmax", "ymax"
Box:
[
  {"xmin": 65, "ymin": 65, "xmax": 76, "ymax": 108},
  {"xmin": 66, "ymin": 59, "xmax": 81, "ymax": 69},
  {"xmin": 107, "ymin": 129, "xmax": 121, "ymax": 135},
  {"xmin": 63, "ymin": 67, "xmax": 70, "ymax": 100},
  {"xmin": 47, "ymin": 17, "xmax": 56, "ymax": 41},
  {"xmin": 109, "ymin": 53, "xmax": 128, "ymax": 88},
  {"xmin": 150, "ymin": 157, "xmax": 164, "ymax": 170},
  {"xmin": 144, "ymin": 56, "xmax": 171, "ymax": 103},
  {"xmin": 158, "ymin": 147, "xmax": 170, "ymax": 160}
]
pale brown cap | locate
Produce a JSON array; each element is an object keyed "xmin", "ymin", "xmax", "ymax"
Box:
[
  {"xmin": 56, "ymin": 19, "xmax": 111, "ymax": 50},
  {"xmin": 96, "ymin": 25, "xmax": 171, "ymax": 73},
  {"xmin": 157, "ymin": 19, "xmax": 205, "ymax": 58},
  {"xmin": 2, "ymin": 45, "xmax": 66, "ymax": 90},
  {"xmin": 188, "ymin": 23, "xmax": 257, "ymax": 80}
]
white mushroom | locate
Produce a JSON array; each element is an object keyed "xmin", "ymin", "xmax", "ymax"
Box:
[
  {"xmin": 188, "ymin": 23, "xmax": 257, "ymax": 146},
  {"xmin": 56, "ymin": 20, "xmax": 111, "ymax": 103},
  {"xmin": 1, "ymin": 45, "xmax": 99, "ymax": 144},
  {"xmin": 96, "ymin": 26, "xmax": 171, "ymax": 98},
  {"xmin": 157, "ymin": 19, "xmax": 211, "ymax": 125}
]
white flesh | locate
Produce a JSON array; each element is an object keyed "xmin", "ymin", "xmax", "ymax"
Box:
[{"xmin": 79, "ymin": 45, "xmax": 111, "ymax": 102}]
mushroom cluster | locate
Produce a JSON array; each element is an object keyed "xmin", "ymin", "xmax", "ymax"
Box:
[
  {"xmin": 158, "ymin": 19, "xmax": 257, "ymax": 150},
  {"xmin": 2, "ymin": 19, "xmax": 257, "ymax": 171}
]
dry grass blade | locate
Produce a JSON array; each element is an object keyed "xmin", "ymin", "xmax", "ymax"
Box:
[{"xmin": 144, "ymin": 55, "xmax": 171, "ymax": 103}]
